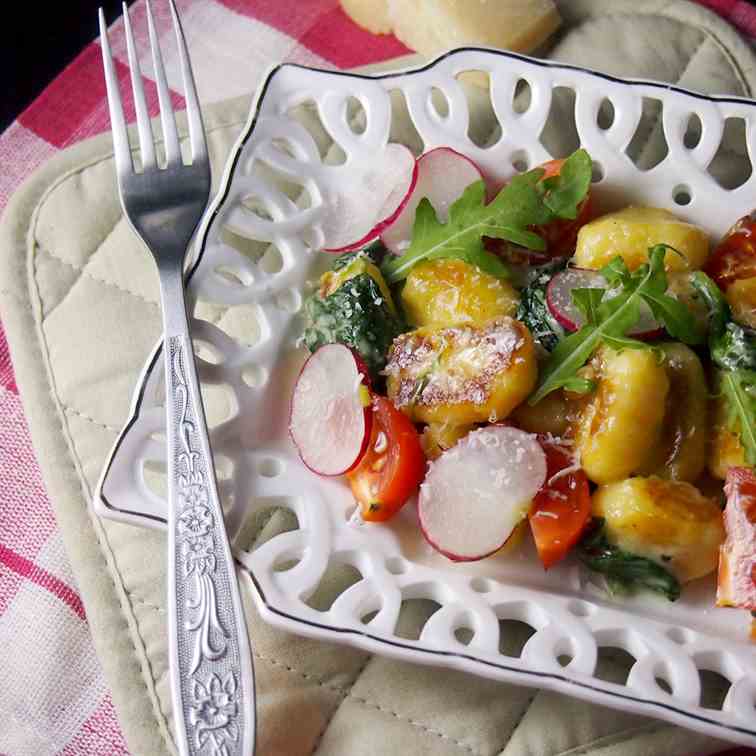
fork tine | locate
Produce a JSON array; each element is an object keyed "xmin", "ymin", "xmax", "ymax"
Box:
[
  {"xmin": 168, "ymin": 0, "xmax": 207, "ymax": 164},
  {"xmin": 99, "ymin": 8, "xmax": 132, "ymax": 175},
  {"xmin": 122, "ymin": 3, "xmax": 156, "ymax": 170},
  {"xmin": 145, "ymin": 0, "xmax": 181, "ymax": 165}
]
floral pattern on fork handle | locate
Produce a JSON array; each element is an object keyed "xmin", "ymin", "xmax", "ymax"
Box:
[{"xmin": 168, "ymin": 336, "xmax": 246, "ymax": 756}]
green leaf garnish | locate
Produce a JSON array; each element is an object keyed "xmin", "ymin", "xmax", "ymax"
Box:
[
  {"xmin": 529, "ymin": 245, "xmax": 700, "ymax": 404},
  {"xmin": 692, "ymin": 271, "xmax": 756, "ymax": 464},
  {"xmin": 599, "ymin": 256, "xmax": 632, "ymax": 287},
  {"xmin": 528, "ymin": 244, "xmax": 700, "ymax": 405},
  {"xmin": 721, "ymin": 371, "xmax": 756, "ymax": 465},
  {"xmin": 540, "ymin": 148, "xmax": 593, "ymax": 220},
  {"xmin": 690, "ymin": 271, "xmax": 730, "ymax": 338},
  {"xmin": 381, "ymin": 148, "xmax": 593, "ymax": 284},
  {"xmin": 571, "ymin": 287, "xmax": 604, "ymax": 324},
  {"xmin": 602, "ymin": 334, "xmax": 654, "ymax": 351},
  {"xmin": 561, "ymin": 376, "xmax": 597, "ymax": 394},
  {"xmin": 578, "ymin": 518, "xmax": 681, "ymax": 601}
]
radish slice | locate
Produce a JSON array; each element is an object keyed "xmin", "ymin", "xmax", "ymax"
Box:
[
  {"xmin": 289, "ymin": 344, "xmax": 372, "ymax": 476},
  {"xmin": 418, "ymin": 426, "xmax": 547, "ymax": 562},
  {"xmin": 546, "ymin": 268, "xmax": 664, "ymax": 339},
  {"xmin": 323, "ymin": 144, "xmax": 417, "ymax": 253},
  {"xmin": 381, "ymin": 147, "xmax": 483, "ymax": 254}
]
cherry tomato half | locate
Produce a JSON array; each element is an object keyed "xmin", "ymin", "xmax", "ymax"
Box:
[
  {"xmin": 704, "ymin": 214, "xmax": 756, "ymax": 290},
  {"xmin": 533, "ymin": 158, "xmax": 595, "ymax": 257},
  {"xmin": 347, "ymin": 396, "xmax": 426, "ymax": 522},
  {"xmin": 528, "ymin": 438, "xmax": 591, "ymax": 568}
]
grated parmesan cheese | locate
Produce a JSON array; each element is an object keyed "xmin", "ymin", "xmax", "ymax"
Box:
[
  {"xmin": 535, "ymin": 509, "xmax": 560, "ymax": 518},
  {"xmin": 548, "ymin": 459, "xmax": 582, "ymax": 486}
]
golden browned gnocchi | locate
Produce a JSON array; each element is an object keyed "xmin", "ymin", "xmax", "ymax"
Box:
[
  {"xmin": 510, "ymin": 388, "xmax": 577, "ymax": 437},
  {"xmin": 572, "ymin": 347, "xmax": 669, "ymax": 485},
  {"xmin": 420, "ymin": 422, "xmax": 473, "ymax": 460},
  {"xmin": 592, "ymin": 477, "xmax": 725, "ymax": 583},
  {"xmin": 401, "ymin": 259, "xmax": 519, "ymax": 328},
  {"xmin": 725, "ymin": 276, "xmax": 756, "ymax": 328},
  {"xmin": 575, "ymin": 206, "xmax": 710, "ymax": 272},
  {"xmin": 638, "ymin": 343, "xmax": 707, "ymax": 482},
  {"xmin": 385, "ymin": 317, "xmax": 537, "ymax": 426}
]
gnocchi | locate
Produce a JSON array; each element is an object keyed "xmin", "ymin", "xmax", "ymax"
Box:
[
  {"xmin": 725, "ymin": 276, "xmax": 756, "ymax": 328},
  {"xmin": 386, "ymin": 317, "xmax": 537, "ymax": 426},
  {"xmin": 592, "ymin": 476, "xmax": 725, "ymax": 583},
  {"xmin": 575, "ymin": 206, "xmax": 710, "ymax": 272},
  {"xmin": 420, "ymin": 423, "xmax": 473, "ymax": 460},
  {"xmin": 510, "ymin": 389, "xmax": 577, "ymax": 437},
  {"xmin": 572, "ymin": 347, "xmax": 669, "ymax": 485},
  {"xmin": 638, "ymin": 343, "xmax": 707, "ymax": 482},
  {"xmin": 401, "ymin": 259, "xmax": 518, "ymax": 327}
]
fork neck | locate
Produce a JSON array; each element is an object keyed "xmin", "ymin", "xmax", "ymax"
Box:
[{"xmin": 158, "ymin": 263, "xmax": 192, "ymax": 339}]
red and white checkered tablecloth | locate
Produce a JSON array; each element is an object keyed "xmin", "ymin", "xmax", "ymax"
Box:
[{"xmin": 1, "ymin": 1, "xmax": 756, "ymax": 754}]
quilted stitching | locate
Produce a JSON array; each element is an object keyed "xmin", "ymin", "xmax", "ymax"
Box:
[
  {"xmin": 27, "ymin": 248, "xmax": 177, "ymax": 754},
  {"xmin": 63, "ymin": 406, "xmax": 121, "ymax": 433},
  {"xmin": 311, "ymin": 656, "xmax": 372, "ymax": 755},
  {"xmin": 550, "ymin": 723, "xmax": 667, "ymax": 756},
  {"xmin": 39, "ymin": 233, "xmax": 161, "ymax": 319},
  {"xmin": 493, "ymin": 691, "xmax": 539, "ymax": 756}
]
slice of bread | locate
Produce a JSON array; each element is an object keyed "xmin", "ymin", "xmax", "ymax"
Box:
[
  {"xmin": 341, "ymin": 0, "xmax": 560, "ymax": 56},
  {"xmin": 340, "ymin": 0, "xmax": 392, "ymax": 35}
]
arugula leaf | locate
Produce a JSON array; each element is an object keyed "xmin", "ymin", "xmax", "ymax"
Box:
[
  {"xmin": 721, "ymin": 371, "xmax": 756, "ymax": 465},
  {"xmin": 690, "ymin": 271, "xmax": 730, "ymax": 338},
  {"xmin": 381, "ymin": 148, "xmax": 593, "ymax": 284},
  {"xmin": 692, "ymin": 271, "xmax": 756, "ymax": 464},
  {"xmin": 530, "ymin": 325, "xmax": 606, "ymax": 403},
  {"xmin": 571, "ymin": 287, "xmax": 604, "ymax": 324},
  {"xmin": 693, "ymin": 272, "xmax": 756, "ymax": 370},
  {"xmin": 540, "ymin": 148, "xmax": 593, "ymax": 219},
  {"xmin": 529, "ymin": 274, "xmax": 644, "ymax": 404},
  {"xmin": 602, "ymin": 334, "xmax": 654, "ymax": 351},
  {"xmin": 561, "ymin": 376, "xmax": 597, "ymax": 394},
  {"xmin": 529, "ymin": 246, "xmax": 700, "ymax": 404},
  {"xmin": 637, "ymin": 246, "xmax": 702, "ymax": 344},
  {"xmin": 599, "ymin": 256, "xmax": 632, "ymax": 287},
  {"xmin": 578, "ymin": 518, "xmax": 681, "ymax": 601}
]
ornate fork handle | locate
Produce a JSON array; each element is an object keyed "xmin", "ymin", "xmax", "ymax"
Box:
[{"xmin": 162, "ymin": 267, "xmax": 255, "ymax": 756}]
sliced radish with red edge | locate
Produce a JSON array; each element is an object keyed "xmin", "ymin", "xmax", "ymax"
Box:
[
  {"xmin": 418, "ymin": 426, "xmax": 547, "ymax": 562},
  {"xmin": 381, "ymin": 147, "xmax": 483, "ymax": 254},
  {"xmin": 546, "ymin": 268, "xmax": 664, "ymax": 339},
  {"xmin": 290, "ymin": 344, "xmax": 372, "ymax": 476},
  {"xmin": 323, "ymin": 144, "xmax": 417, "ymax": 253}
]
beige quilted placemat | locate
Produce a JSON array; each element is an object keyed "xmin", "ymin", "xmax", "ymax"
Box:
[{"xmin": 2, "ymin": 2, "xmax": 756, "ymax": 754}]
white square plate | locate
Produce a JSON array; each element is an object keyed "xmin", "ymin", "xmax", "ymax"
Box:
[{"xmin": 95, "ymin": 48, "xmax": 756, "ymax": 746}]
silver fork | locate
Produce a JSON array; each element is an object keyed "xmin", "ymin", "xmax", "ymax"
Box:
[{"xmin": 99, "ymin": 4, "xmax": 255, "ymax": 754}]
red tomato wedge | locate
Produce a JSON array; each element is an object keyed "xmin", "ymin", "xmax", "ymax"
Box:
[
  {"xmin": 704, "ymin": 214, "xmax": 756, "ymax": 290},
  {"xmin": 717, "ymin": 466, "xmax": 756, "ymax": 610},
  {"xmin": 528, "ymin": 438, "xmax": 591, "ymax": 568},
  {"xmin": 533, "ymin": 158, "xmax": 594, "ymax": 258},
  {"xmin": 347, "ymin": 396, "xmax": 426, "ymax": 522}
]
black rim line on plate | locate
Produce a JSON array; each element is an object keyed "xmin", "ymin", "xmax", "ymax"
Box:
[
  {"xmin": 97, "ymin": 47, "xmax": 756, "ymax": 740},
  {"xmin": 247, "ymin": 568, "xmax": 756, "ymax": 740}
]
